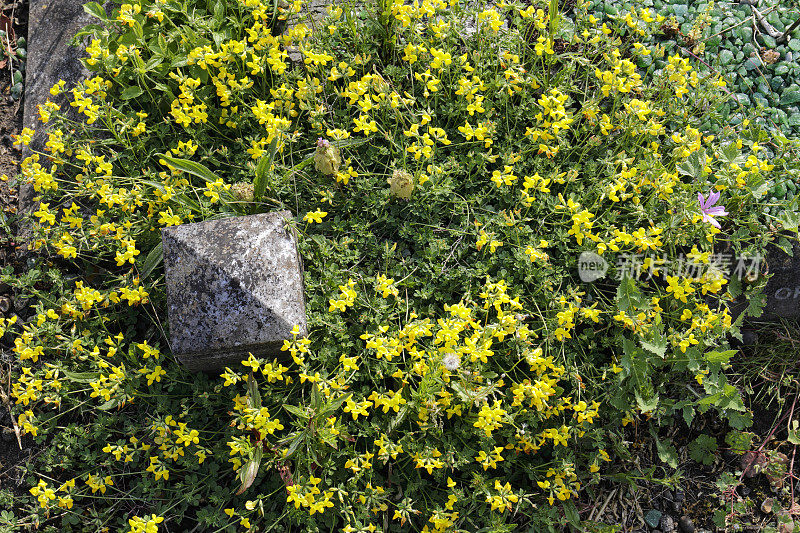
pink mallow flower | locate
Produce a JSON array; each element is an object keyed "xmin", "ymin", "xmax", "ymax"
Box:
[{"xmin": 698, "ymin": 190, "xmax": 728, "ymax": 229}]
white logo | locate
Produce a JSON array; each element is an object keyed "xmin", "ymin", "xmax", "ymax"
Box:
[{"xmin": 578, "ymin": 251, "xmax": 608, "ymax": 282}]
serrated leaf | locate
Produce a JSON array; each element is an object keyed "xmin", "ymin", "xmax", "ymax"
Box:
[
  {"xmin": 745, "ymin": 292, "xmax": 767, "ymax": 318},
  {"xmin": 677, "ymin": 150, "xmax": 704, "ymax": 179},
  {"xmin": 705, "ymin": 349, "xmax": 737, "ymax": 365},
  {"xmin": 635, "ymin": 389, "xmax": 659, "ymax": 413},
  {"xmin": 683, "ymin": 405, "xmax": 695, "ymax": 426},
  {"xmin": 778, "ymin": 210, "xmax": 800, "ymax": 232},
  {"xmin": 651, "ymin": 428, "xmax": 678, "ymax": 468},
  {"xmin": 726, "ymin": 410, "xmax": 753, "ymax": 430},
  {"xmin": 616, "ymin": 274, "xmax": 643, "ymax": 313},
  {"xmin": 788, "ymin": 430, "xmax": 800, "ymax": 445},
  {"xmin": 688, "ymin": 434, "xmax": 718, "ymax": 465},
  {"xmin": 775, "ymin": 236, "xmax": 795, "ymax": 256},
  {"xmin": 640, "ymin": 336, "xmax": 667, "ymax": 357}
]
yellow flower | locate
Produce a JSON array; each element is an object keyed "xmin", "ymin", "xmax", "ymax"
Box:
[{"xmin": 303, "ymin": 210, "xmax": 327, "ymax": 223}]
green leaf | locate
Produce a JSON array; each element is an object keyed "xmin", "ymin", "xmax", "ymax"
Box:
[
  {"xmin": 284, "ymin": 433, "xmax": 305, "ymax": 459},
  {"xmin": 705, "ymin": 349, "xmax": 737, "ymax": 365},
  {"xmin": 311, "ymin": 381, "xmax": 321, "ymax": 410},
  {"xmin": 616, "ymin": 274, "xmax": 643, "ymax": 313},
  {"xmin": 787, "ymin": 420, "xmax": 800, "ymax": 445},
  {"xmin": 682, "ymin": 405, "xmax": 695, "ymax": 426},
  {"xmin": 83, "ymin": 2, "xmax": 107, "ymax": 20},
  {"xmin": 283, "ymin": 404, "xmax": 311, "ymax": 420},
  {"xmin": 778, "ymin": 210, "xmax": 800, "ymax": 232},
  {"xmin": 635, "ymin": 389, "xmax": 659, "ymax": 413},
  {"xmin": 688, "ymin": 434, "xmax": 718, "ymax": 465},
  {"xmin": 120, "ymin": 86, "xmax": 143, "ymax": 100},
  {"xmin": 562, "ymin": 499, "xmax": 580, "ymax": 528},
  {"xmin": 97, "ymin": 398, "xmax": 120, "ymax": 411},
  {"xmin": 781, "ymin": 89, "xmax": 800, "ymax": 105},
  {"xmin": 236, "ymin": 444, "xmax": 263, "ymax": 495},
  {"xmin": 253, "ymin": 136, "xmax": 279, "ymax": 201},
  {"xmin": 677, "ymin": 150, "xmax": 705, "ymax": 179},
  {"xmin": 61, "ymin": 370, "xmax": 101, "ymax": 383},
  {"xmin": 156, "ymin": 153, "xmax": 221, "ymax": 184},
  {"xmin": 726, "ymin": 410, "xmax": 753, "ymax": 430},
  {"xmin": 246, "ymin": 374, "xmax": 261, "ymax": 410},
  {"xmin": 323, "ymin": 392, "xmax": 352, "ymax": 417},
  {"xmin": 744, "ymin": 292, "xmax": 766, "ymax": 318},
  {"xmin": 651, "ymin": 429, "xmax": 678, "ymax": 468},
  {"xmin": 719, "ymin": 142, "xmax": 744, "ymax": 165},
  {"xmin": 140, "ymin": 241, "xmax": 163, "ymax": 281},
  {"xmin": 640, "ymin": 336, "xmax": 667, "ymax": 358}
]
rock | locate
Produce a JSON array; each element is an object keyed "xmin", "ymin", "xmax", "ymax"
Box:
[
  {"xmin": 18, "ymin": 0, "xmax": 111, "ymax": 252},
  {"xmin": 162, "ymin": 211, "xmax": 307, "ymax": 372},
  {"xmin": 679, "ymin": 516, "xmax": 695, "ymax": 533},
  {"xmin": 645, "ymin": 509, "xmax": 663, "ymax": 529},
  {"xmin": 661, "ymin": 514, "xmax": 677, "ymax": 533}
]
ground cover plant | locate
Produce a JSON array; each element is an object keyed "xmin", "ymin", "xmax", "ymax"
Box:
[{"xmin": 2, "ymin": 0, "xmax": 800, "ymax": 531}]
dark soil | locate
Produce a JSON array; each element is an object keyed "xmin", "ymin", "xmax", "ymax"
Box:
[{"xmin": 0, "ymin": 0, "xmax": 28, "ymax": 507}]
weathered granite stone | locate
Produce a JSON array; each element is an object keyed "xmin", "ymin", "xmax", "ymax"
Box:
[
  {"xmin": 162, "ymin": 211, "xmax": 307, "ymax": 372},
  {"xmin": 728, "ymin": 239, "xmax": 800, "ymax": 320},
  {"xmin": 760, "ymin": 240, "xmax": 800, "ymax": 318},
  {"xmin": 18, "ymin": 0, "xmax": 110, "ymax": 250}
]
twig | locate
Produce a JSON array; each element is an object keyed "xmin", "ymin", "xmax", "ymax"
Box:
[
  {"xmin": 752, "ymin": 5, "xmax": 782, "ymax": 39},
  {"xmin": 629, "ymin": 485, "xmax": 646, "ymax": 529},
  {"xmin": 0, "ymin": 363, "xmax": 22, "ymax": 450},
  {"xmin": 704, "ymin": 4, "xmax": 779, "ymax": 42},
  {"xmin": 781, "ymin": 16, "xmax": 800, "ymax": 45},
  {"xmin": 588, "ymin": 488, "xmax": 617, "ymax": 522},
  {"xmin": 752, "ymin": 4, "xmax": 800, "ymax": 45}
]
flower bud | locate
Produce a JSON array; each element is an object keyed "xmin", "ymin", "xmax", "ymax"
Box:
[
  {"xmin": 388, "ymin": 169, "xmax": 414, "ymax": 200},
  {"xmin": 314, "ymin": 138, "xmax": 341, "ymax": 176}
]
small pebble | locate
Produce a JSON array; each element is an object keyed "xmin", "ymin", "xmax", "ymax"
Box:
[
  {"xmin": 679, "ymin": 516, "xmax": 696, "ymax": 533},
  {"xmin": 645, "ymin": 509, "xmax": 663, "ymax": 529},
  {"xmin": 661, "ymin": 514, "xmax": 677, "ymax": 533}
]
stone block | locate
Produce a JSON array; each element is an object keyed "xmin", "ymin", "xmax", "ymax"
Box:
[
  {"xmin": 161, "ymin": 211, "xmax": 307, "ymax": 371},
  {"xmin": 18, "ymin": 0, "xmax": 112, "ymax": 250},
  {"xmin": 729, "ymin": 239, "xmax": 800, "ymax": 320},
  {"xmin": 759, "ymin": 240, "xmax": 800, "ymax": 318}
]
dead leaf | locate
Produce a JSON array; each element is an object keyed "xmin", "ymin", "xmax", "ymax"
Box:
[
  {"xmin": 763, "ymin": 498, "xmax": 775, "ymax": 514},
  {"xmin": 0, "ymin": 13, "xmax": 13, "ymax": 59},
  {"xmin": 742, "ymin": 451, "xmax": 768, "ymax": 478}
]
